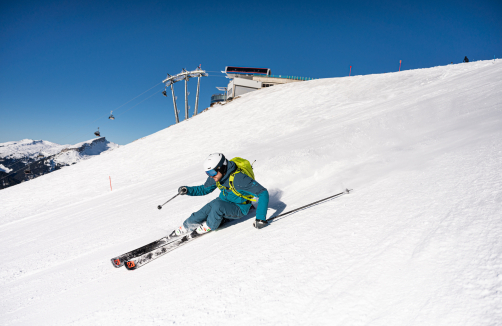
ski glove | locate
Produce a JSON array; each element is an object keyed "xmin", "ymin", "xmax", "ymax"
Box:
[
  {"xmin": 178, "ymin": 186, "xmax": 188, "ymax": 195},
  {"xmin": 253, "ymin": 219, "xmax": 268, "ymax": 229}
]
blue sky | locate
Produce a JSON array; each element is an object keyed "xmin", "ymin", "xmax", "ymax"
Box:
[{"xmin": 1, "ymin": 0, "xmax": 501, "ymax": 145}]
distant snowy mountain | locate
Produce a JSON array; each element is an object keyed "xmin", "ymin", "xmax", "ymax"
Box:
[
  {"xmin": 0, "ymin": 139, "xmax": 68, "ymax": 160},
  {"xmin": 0, "ymin": 137, "xmax": 119, "ymax": 189}
]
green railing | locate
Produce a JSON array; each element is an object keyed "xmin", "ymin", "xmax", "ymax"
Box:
[
  {"xmin": 251, "ymin": 74, "xmax": 316, "ymax": 81},
  {"xmin": 211, "ymin": 94, "xmax": 226, "ymax": 103}
]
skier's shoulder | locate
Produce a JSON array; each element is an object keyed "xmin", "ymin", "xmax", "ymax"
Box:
[
  {"xmin": 203, "ymin": 177, "xmax": 216, "ymax": 188},
  {"xmin": 233, "ymin": 170, "xmax": 253, "ymax": 184},
  {"xmin": 233, "ymin": 172, "xmax": 266, "ymax": 192}
]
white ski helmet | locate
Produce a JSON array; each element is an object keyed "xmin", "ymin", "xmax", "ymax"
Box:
[{"xmin": 203, "ymin": 153, "xmax": 227, "ymax": 177}]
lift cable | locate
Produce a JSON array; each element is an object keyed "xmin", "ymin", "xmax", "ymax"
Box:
[
  {"xmin": 114, "ymin": 89, "xmax": 164, "ymax": 118},
  {"xmin": 111, "ymin": 81, "xmax": 163, "ymax": 113}
]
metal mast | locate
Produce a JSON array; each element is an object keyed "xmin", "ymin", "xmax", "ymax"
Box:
[
  {"xmin": 194, "ymin": 75, "xmax": 201, "ymax": 116},
  {"xmin": 170, "ymin": 84, "xmax": 179, "ymax": 123},
  {"xmin": 162, "ymin": 67, "xmax": 208, "ymax": 123},
  {"xmin": 184, "ymin": 70, "xmax": 189, "ymax": 120}
]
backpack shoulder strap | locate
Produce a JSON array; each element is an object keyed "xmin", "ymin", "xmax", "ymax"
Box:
[
  {"xmin": 217, "ymin": 169, "xmax": 257, "ymax": 203},
  {"xmin": 229, "ymin": 169, "xmax": 256, "ymax": 202}
]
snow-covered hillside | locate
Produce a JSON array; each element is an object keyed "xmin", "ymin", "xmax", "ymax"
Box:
[
  {"xmin": 51, "ymin": 137, "xmax": 120, "ymax": 166},
  {"xmin": 1, "ymin": 60, "xmax": 501, "ymax": 325},
  {"xmin": 0, "ymin": 138, "xmax": 119, "ymax": 164},
  {"xmin": 0, "ymin": 139, "xmax": 68, "ymax": 160},
  {"xmin": 0, "ymin": 137, "xmax": 119, "ymax": 189}
]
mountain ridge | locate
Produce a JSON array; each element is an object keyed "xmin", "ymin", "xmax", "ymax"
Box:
[{"xmin": 0, "ymin": 137, "xmax": 119, "ymax": 189}]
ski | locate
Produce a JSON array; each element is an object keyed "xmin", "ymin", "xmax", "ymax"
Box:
[
  {"xmin": 123, "ymin": 217, "xmax": 235, "ymax": 270},
  {"xmin": 124, "ymin": 230, "xmax": 208, "ymax": 270},
  {"xmin": 110, "ymin": 234, "xmax": 180, "ymax": 268}
]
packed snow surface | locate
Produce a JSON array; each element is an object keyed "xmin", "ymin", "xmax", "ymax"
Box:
[{"xmin": 1, "ymin": 60, "xmax": 501, "ymax": 325}]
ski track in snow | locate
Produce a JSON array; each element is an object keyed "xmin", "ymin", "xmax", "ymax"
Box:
[{"xmin": 0, "ymin": 60, "xmax": 501, "ymax": 325}]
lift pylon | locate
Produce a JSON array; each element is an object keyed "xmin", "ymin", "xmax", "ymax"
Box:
[{"xmin": 162, "ymin": 67, "xmax": 208, "ymax": 123}]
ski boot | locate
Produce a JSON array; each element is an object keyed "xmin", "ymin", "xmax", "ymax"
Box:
[
  {"xmin": 195, "ymin": 221, "xmax": 212, "ymax": 235},
  {"xmin": 168, "ymin": 225, "xmax": 189, "ymax": 239}
]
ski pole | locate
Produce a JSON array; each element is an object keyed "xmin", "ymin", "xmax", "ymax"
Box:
[
  {"xmin": 157, "ymin": 193, "xmax": 180, "ymax": 210},
  {"xmin": 267, "ymin": 189, "xmax": 352, "ymax": 222}
]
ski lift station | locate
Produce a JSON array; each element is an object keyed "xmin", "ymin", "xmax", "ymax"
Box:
[
  {"xmin": 162, "ymin": 65, "xmax": 315, "ymax": 123},
  {"xmin": 211, "ymin": 66, "xmax": 316, "ymax": 105}
]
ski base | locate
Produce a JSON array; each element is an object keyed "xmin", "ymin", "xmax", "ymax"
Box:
[
  {"xmin": 110, "ymin": 233, "xmax": 182, "ymax": 268},
  {"xmin": 124, "ymin": 230, "xmax": 206, "ymax": 270}
]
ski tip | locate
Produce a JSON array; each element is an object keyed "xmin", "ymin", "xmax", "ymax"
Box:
[
  {"xmin": 111, "ymin": 258, "xmax": 124, "ymax": 268},
  {"xmin": 124, "ymin": 260, "xmax": 138, "ymax": 270}
]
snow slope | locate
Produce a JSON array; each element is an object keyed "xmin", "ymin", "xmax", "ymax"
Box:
[{"xmin": 1, "ymin": 60, "xmax": 501, "ymax": 325}]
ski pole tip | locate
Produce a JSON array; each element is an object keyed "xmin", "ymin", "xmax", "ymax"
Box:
[
  {"xmin": 157, "ymin": 205, "xmax": 162, "ymax": 210},
  {"xmin": 345, "ymin": 188, "xmax": 353, "ymax": 194}
]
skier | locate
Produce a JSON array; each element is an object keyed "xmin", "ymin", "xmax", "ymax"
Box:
[
  {"xmin": 463, "ymin": 56, "xmax": 469, "ymax": 63},
  {"xmin": 172, "ymin": 153, "xmax": 269, "ymax": 237}
]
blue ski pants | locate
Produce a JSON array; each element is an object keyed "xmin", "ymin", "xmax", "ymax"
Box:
[{"xmin": 183, "ymin": 198, "xmax": 245, "ymax": 231}]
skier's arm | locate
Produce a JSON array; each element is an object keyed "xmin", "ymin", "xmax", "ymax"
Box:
[
  {"xmin": 186, "ymin": 177, "xmax": 217, "ymax": 196},
  {"xmin": 252, "ymin": 189, "xmax": 269, "ymax": 221},
  {"xmin": 234, "ymin": 174, "xmax": 269, "ymax": 221}
]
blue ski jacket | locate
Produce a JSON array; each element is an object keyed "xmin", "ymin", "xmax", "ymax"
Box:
[{"xmin": 185, "ymin": 161, "xmax": 269, "ymax": 220}]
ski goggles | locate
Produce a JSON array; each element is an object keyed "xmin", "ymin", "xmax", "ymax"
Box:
[{"xmin": 205, "ymin": 169, "xmax": 218, "ymax": 177}]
